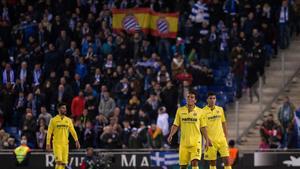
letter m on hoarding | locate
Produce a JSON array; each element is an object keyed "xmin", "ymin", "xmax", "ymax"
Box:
[{"xmin": 121, "ymin": 154, "xmax": 136, "ymax": 167}]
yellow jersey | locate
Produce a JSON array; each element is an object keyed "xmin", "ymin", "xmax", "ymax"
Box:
[
  {"xmin": 202, "ymin": 105, "xmax": 226, "ymax": 141},
  {"xmin": 173, "ymin": 106, "xmax": 207, "ymax": 147},
  {"xmin": 46, "ymin": 115, "xmax": 78, "ymax": 145}
]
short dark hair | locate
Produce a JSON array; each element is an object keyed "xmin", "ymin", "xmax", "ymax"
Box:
[
  {"xmin": 229, "ymin": 140, "xmax": 235, "ymax": 147},
  {"xmin": 188, "ymin": 89, "xmax": 198, "ymax": 98},
  {"xmin": 57, "ymin": 102, "xmax": 67, "ymax": 108},
  {"xmin": 207, "ymin": 92, "xmax": 216, "ymax": 98}
]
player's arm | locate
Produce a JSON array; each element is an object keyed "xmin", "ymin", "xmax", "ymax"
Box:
[
  {"xmin": 200, "ymin": 112, "xmax": 212, "ymax": 147},
  {"xmin": 46, "ymin": 118, "xmax": 54, "ymax": 151},
  {"xmin": 221, "ymin": 108, "xmax": 228, "ymax": 140},
  {"xmin": 69, "ymin": 119, "xmax": 81, "ymax": 149},
  {"xmin": 222, "ymin": 122, "xmax": 228, "ymax": 140},
  {"xmin": 200, "ymin": 127, "xmax": 212, "ymax": 147},
  {"xmin": 167, "ymin": 125, "xmax": 179, "ymax": 144},
  {"xmin": 167, "ymin": 109, "xmax": 180, "ymax": 144}
]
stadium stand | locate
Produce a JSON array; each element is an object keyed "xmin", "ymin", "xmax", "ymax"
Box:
[{"xmin": 0, "ymin": 0, "xmax": 299, "ymax": 152}]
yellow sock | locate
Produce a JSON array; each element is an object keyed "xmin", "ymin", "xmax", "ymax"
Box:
[
  {"xmin": 224, "ymin": 166, "xmax": 232, "ymax": 169},
  {"xmin": 192, "ymin": 167, "xmax": 199, "ymax": 169},
  {"xmin": 210, "ymin": 166, "xmax": 217, "ymax": 169},
  {"xmin": 60, "ymin": 165, "xmax": 65, "ymax": 169},
  {"xmin": 55, "ymin": 164, "xmax": 60, "ymax": 169}
]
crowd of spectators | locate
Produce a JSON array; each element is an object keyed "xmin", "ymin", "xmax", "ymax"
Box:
[{"xmin": 0, "ymin": 0, "xmax": 299, "ymax": 149}]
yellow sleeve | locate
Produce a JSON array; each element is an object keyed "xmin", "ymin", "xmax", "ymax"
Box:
[
  {"xmin": 69, "ymin": 119, "xmax": 79, "ymax": 141},
  {"xmin": 221, "ymin": 107, "xmax": 226, "ymax": 122},
  {"xmin": 46, "ymin": 118, "xmax": 54, "ymax": 145},
  {"xmin": 173, "ymin": 108, "xmax": 180, "ymax": 126},
  {"xmin": 200, "ymin": 110, "xmax": 207, "ymax": 128}
]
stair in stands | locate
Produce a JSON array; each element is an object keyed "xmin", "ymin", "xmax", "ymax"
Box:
[{"xmin": 225, "ymin": 37, "xmax": 300, "ymax": 151}]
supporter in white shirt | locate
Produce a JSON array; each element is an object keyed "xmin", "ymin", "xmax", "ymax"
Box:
[{"xmin": 156, "ymin": 106, "xmax": 169, "ymax": 137}]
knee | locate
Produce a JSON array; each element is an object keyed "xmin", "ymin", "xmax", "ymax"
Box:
[
  {"xmin": 210, "ymin": 160, "xmax": 217, "ymax": 166},
  {"xmin": 56, "ymin": 161, "xmax": 62, "ymax": 165},
  {"xmin": 191, "ymin": 159, "xmax": 198, "ymax": 166},
  {"xmin": 223, "ymin": 157, "xmax": 230, "ymax": 166},
  {"xmin": 180, "ymin": 165, "xmax": 188, "ymax": 169}
]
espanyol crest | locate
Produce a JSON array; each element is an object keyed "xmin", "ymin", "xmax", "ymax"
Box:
[
  {"xmin": 122, "ymin": 14, "xmax": 139, "ymax": 31},
  {"xmin": 156, "ymin": 17, "xmax": 169, "ymax": 34}
]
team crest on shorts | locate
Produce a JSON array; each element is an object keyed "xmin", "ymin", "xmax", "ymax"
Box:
[{"xmin": 193, "ymin": 113, "xmax": 197, "ymax": 116}]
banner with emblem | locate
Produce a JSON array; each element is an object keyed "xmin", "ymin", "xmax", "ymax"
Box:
[
  {"xmin": 150, "ymin": 11, "xmax": 179, "ymax": 38},
  {"xmin": 112, "ymin": 8, "xmax": 151, "ymax": 34}
]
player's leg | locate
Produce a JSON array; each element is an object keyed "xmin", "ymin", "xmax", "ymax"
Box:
[
  {"xmin": 191, "ymin": 159, "xmax": 199, "ymax": 169},
  {"xmin": 204, "ymin": 145, "xmax": 217, "ymax": 169},
  {"xmin": 190, "ymin": 146, "xmax": 201, "ymax": 169},
  {"xmin": 219, "ymin": 140, "xmax": 231, "ymax": 169},
  {"xmin": 179, "ymin": 146, "xmax": 189, "ymax": 169},
  {"xmin": 221, "ymin": 157, "xmax": 231, "ymax": 169},
  {"xmin": 53, "ymin": 144, "xmax": 64, "ymax": 169},
  {"xmin": 180, "ymin": 165, "xmax": 188, "ymax": 169},
  {"xmin": 61, "ymin": 144, "xmax": 69, "ymax": 169},
  {"xmin": 209, "ymin": 160, "xmax": 217, "ymax": 169}
]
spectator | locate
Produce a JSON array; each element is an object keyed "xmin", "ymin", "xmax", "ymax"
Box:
[
  {"xmin": 260, "ymin": 114, "xmax": 282, "ymax": 148},
  {"xmin": 171, "ymin": 53, "xmax": 185, "ymax": 78},
  {"xmin": 291, "ymin": 108, "xmax": 300, "ymax": 148},
  {"xmin": 37, "ymin": 106, "xmax": 52, "ymax": 126},
  {"xmin": 189, "ymin": 0, "xmax": 210, "ymax": 24},
  {"xmin": 277, "ymin": 96, "xmax": 295, "ymax": 147},
  {"xmin": 246, "ymin": 55, "xmax": 259, "ymax": 103},
  {"xmin": 124, "ymin": 106, "xmax": 139, "ymax": 127},
  {"xmin": 138, "ymin": 121, "xmax": 150, "ymax": 148},
  {"xmin": 160, "ymin": 81, "xmax": 178, "ymax": 117},
  {"xmin": 21, "ymin": 110, "xmax": 36, "ymax": 147},
  {"xmin": 0, "ymin": 129, "xmax": 10, "ymax": 149},
  {"xmin": 157, "ymin": 65, "xmax": 170, "ymax": 86},
  {"xmin": 277, "ymin": 0, "xmax": 290, "ymax": 49},
  {"xmin": 128, "ymin": 128, "xmax": 141, "ymax": 148},
  {"xmin": 156, "ymin": 106, "xmax": 169, "ymax": 140},
  {"xmin": 143, "ymin": 93, "xmax": 160, "ymax": 121},
  {"xmin": 85, "ymin": 94, "xmax": 98, "ymax": 119},
  {"xmin": 98, "ymin": 91, "xmax": 116, "ymax": 118},
  {"xmin": 121, "ymin": 120, "xmax": 131, "ymax": 148},
  {"xmin": 147, "ymin": 122, "xmax": 163, "ymax": 149},
  {"xmin": 100, "ymin": 126, "xmax": 120, "ymax": 149},
  {"xmin": 228, "ymin": 140, "xmax": 239, "ymax": 166},
  {"xmin": 80, "ymin": 109, "xmax": 91, "ymax": 128},
  {"xmin": 83, "ymin": 121, "xmax": 95, "ymax": 148},
  {"xmin": 94, "ymin": 114, "xmax": 108, "ymax": 147},
  {"xmin": 2, "ymin": 63, "xmax": 15, "ymax": 85},
  {"xmin": 71, "ymin": 90, "xmax": 86, "ymax": 119},
  {"xmin": 14, "ymin": 136, "xmax": 30, "ymax": 167},
  {"xmin": 80, "ymin": 147, "xmax": 97, "ymax": 169},
  {"xmin": 230, "ymin": 45, "xmax": 245, "ymax": 98},
  {"xmin": 36, "ymin": 125, "xmax": 46, "ymax": 149}
]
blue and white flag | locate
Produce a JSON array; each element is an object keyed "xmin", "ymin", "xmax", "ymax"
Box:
[{"xmin": 150, "ymin": 152, "xmax": 179, "ymax": 167}]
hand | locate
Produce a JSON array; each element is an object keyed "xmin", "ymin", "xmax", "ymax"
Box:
[
  {"xmin": 167, "ymin": 135, "xmax": 173, "ymax": 144},
  {"xmin": 108, "ymin": 138, "xmax": 112, "ymax": 143},
  {"xmin": 75, "ymin": 141, "xmax": 81, "ymax": 149},
  {"xmin": 205, "ymin": 139, "xmax": 212, "ymax": 149},
  {"xmin": 46, "ymin": 144, "xmax": 51, "ymax": 151}
]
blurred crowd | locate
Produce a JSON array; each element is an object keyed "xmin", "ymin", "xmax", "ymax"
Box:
[{"xmin": 0, "ymin": 0, "xmax": 299, "ymax": 149}]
